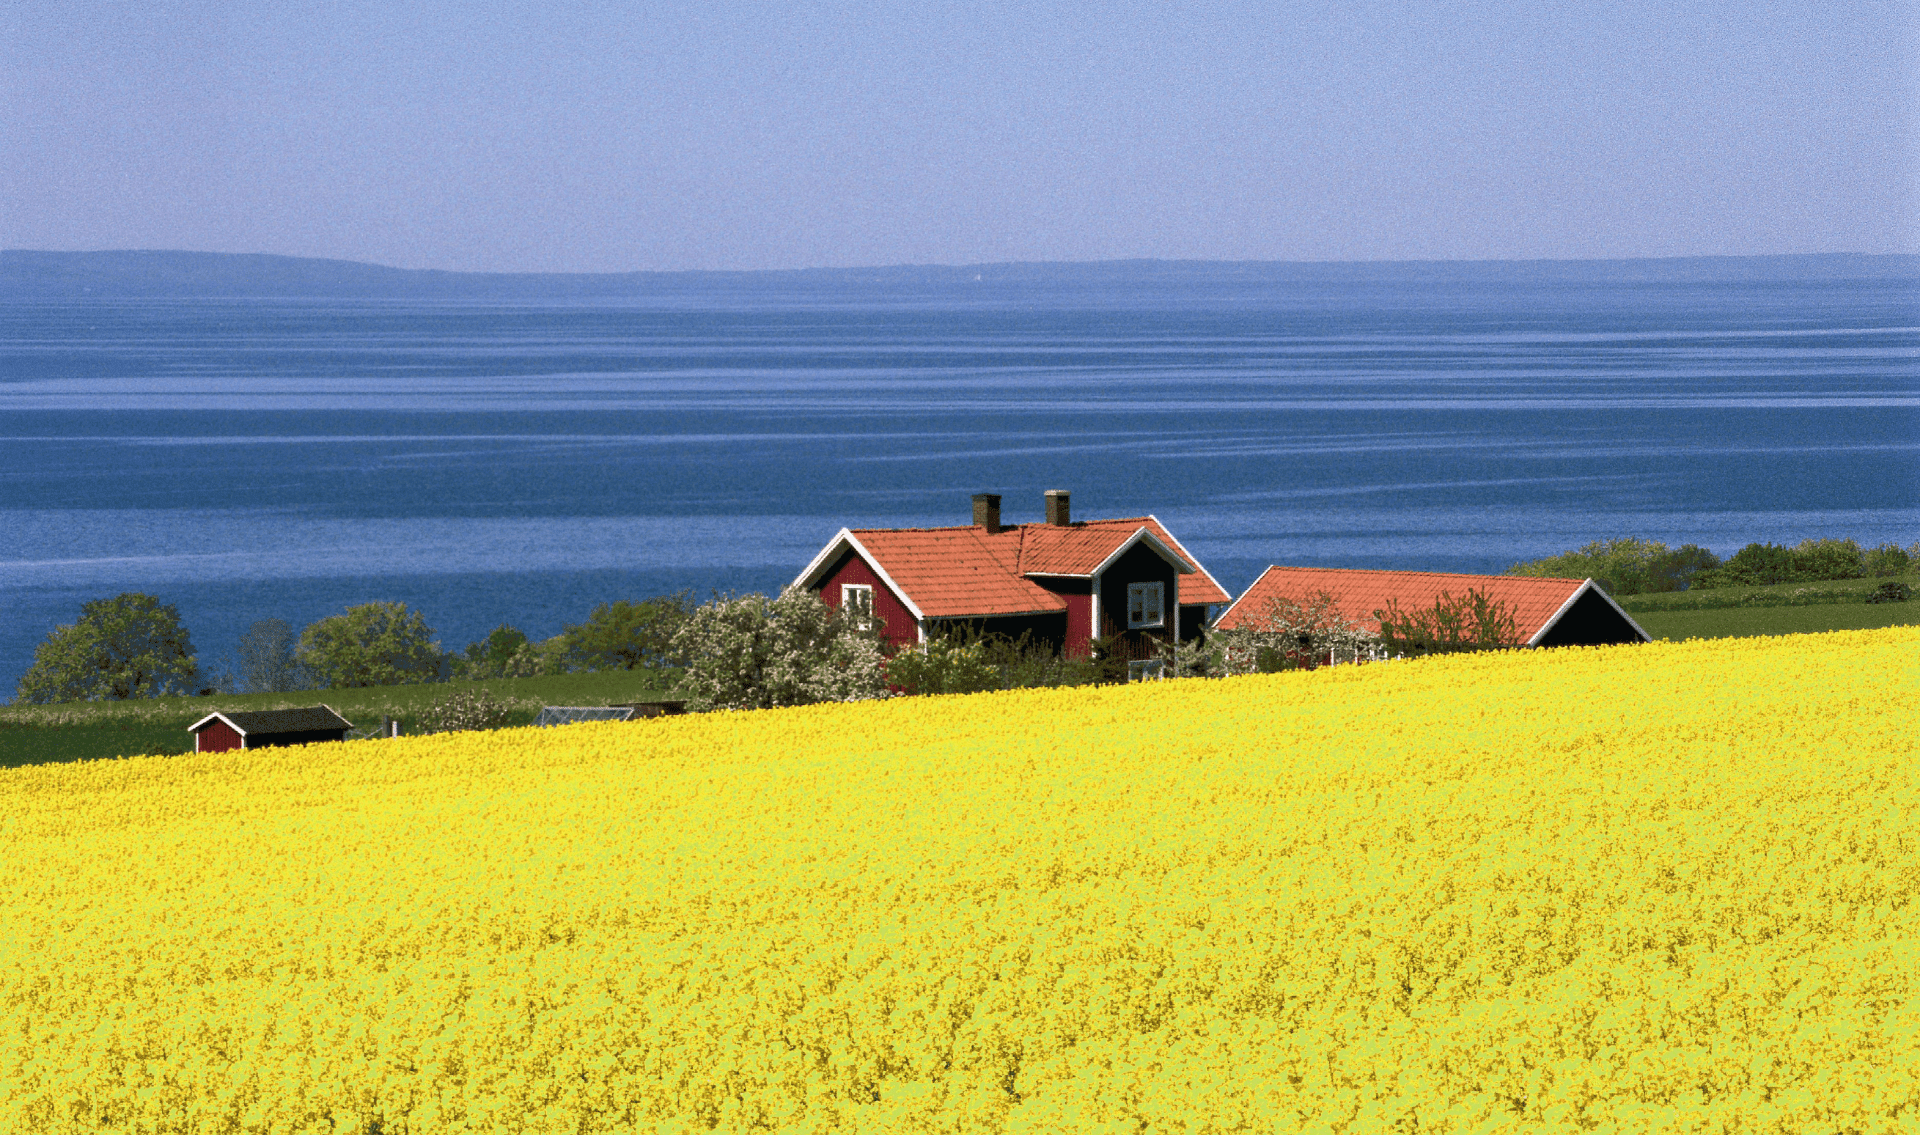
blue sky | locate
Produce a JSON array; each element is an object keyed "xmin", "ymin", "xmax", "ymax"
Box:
[{"xmin": 3, "ymin": 0, "xmax": 1914, "ymax": 271}]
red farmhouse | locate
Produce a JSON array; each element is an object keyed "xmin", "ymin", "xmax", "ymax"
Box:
[
  {"xmin": 1214, "ymin": 566, "xmax": 1651, "ymax": 647},
  {"xmin": 793, "ymin": 491, "xmax": 1232, "ymax": 661}
]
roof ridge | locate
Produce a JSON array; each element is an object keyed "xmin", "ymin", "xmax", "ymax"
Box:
[
  {"xmin": 1262, "ymin": 565, "xmax": 1587, "ymax": 584},
  {"xmin": 849, "ymin": 516, "xmax": 1153, "ymax": 535}
]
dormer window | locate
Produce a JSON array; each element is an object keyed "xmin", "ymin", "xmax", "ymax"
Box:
[
  {"xmin": 1126, "ymin": 582, "xmax": 1164, "ymax": 629},
  {"xmin": 841, "ymin": 584, "xmax": 875, "ymax": 630}
]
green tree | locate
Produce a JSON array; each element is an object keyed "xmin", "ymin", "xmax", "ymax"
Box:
[
  {"xmin": 453, "ymin": 624, "xmax": 531, "ymax": 680},
  {"xmin": 15, "ymin": 593, "xmax": 201, "ymax": 704},
  {"xmin": 297, "ymin": 602, "xmax": 447, "ymax": 689},
  {"xmin": 559, "ymin": 593, "xmax": 694, "ymax": 672},
  {"xmin": 670, "ymin": 588, "xmax": 886, "ymax": 712}
]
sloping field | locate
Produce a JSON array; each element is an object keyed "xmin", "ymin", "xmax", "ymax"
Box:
[{"xmin": 2, "ymin": 629, "xmax": 1916, "ymax": 1133}]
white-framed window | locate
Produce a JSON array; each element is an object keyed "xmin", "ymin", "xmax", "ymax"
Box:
[
  {"xmin": 1128, "ymin": 659, "xmax": 1166, "ymax": 682},
  {"xmin": 840, "ymin": 584, "xmax": 875, "ymax": 630},
  {"xmin": 1126, "ymin": 581, "xmax": 1165, "ymax": 629}
]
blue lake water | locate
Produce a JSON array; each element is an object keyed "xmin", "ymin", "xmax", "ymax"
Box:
[{"xmin": 2, "ymin": 271, "xmax": 1916, "ymax": 696}]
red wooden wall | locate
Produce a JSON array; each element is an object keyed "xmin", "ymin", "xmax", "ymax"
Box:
[
  {"xmin": 196, "ymin": 720, "xmax": 243, "ymax": 753},
  {"xmin": 1031, "ymin": 579, "xmax": 1094, "ymax": 657},
  {"xmin": 817, "ymin": 552, "xmax": 919, "ymax": 651}
]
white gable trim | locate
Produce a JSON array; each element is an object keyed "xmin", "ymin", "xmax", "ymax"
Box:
[
  {"xmin": 1214, "ymin": 565, "xmax": 1279, "ymax": 628},
  {"xmin": 1089, "ymin": 527, "xmax": 1194, "ymax": 578},
  {"xmin": 187, "ymin": 712, "xmax": 248, "ymax": 735},
  {"xmin": 790, "ymin": 528, "xmax": 928, "ymax": 621},
  {"xmin": 1144, "ymin": 515, "xmax": 1232, "ymax": 605},
  {"xmin": 1527, "ymin": 578, "xmax": 1652, "ymax": 646}
]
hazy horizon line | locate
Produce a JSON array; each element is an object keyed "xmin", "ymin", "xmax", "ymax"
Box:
[{"xmin": 6, "ymin": 247, "xmax": 1917, "ymax": 279}]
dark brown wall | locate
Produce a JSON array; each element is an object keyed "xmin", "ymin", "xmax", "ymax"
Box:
[
  {"xmin": 1533, "ymin": 590, "xmax": 1649, "ymax": 647},
  {"xmin": 247, "ymin": 729, "xmax": 351, "ymax": 749},
  {"xmin": 1099, "ymin": 543, "xmax": 1180, "ymax": 659}
]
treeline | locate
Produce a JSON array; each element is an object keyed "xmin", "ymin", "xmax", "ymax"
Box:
[
  {"xmin": 1508, "ymin": 537, "xmax": 1917, "ymax": 596},
  {"xmin": 14, "ymin": 583, "xmax": 1508, "ymax": 717},
  {"xmin": 11, "ymin": 594, "xmax": 694, "ymax": 707}
]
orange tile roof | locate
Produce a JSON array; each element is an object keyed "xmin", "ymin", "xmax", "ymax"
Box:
[
  {"xmin": 847, "ymin": 527, "xmax": 1065, "ymax": 618},
  {"xmin": 1015, "ymin": 523, "xmax": 1140, "ymax": 576},
  {"xmin": 1214, "ymin": 566, "xmax": 1590, "ymax": 641},
  {"xmin": 830, "ymin": 516, "xmax": 1231, "ymax": 619},
  {"xmin": 1133, "ymin": 520, "xmax": 1233, "ymax": 606}
]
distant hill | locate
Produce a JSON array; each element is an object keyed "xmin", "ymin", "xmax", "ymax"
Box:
[{"xmin": 3, "ymin": 248, "xmax": 1915, "ymax": 299}]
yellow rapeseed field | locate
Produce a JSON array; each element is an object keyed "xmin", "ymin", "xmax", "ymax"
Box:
[{"xmin": 2, "ymin": 627, "xmax": 1916, "ymax": 1133}]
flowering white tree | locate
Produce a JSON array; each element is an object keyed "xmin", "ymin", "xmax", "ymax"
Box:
[
  {"xmin": 670, "ymin": 587, "xmax": 888, "ymax": 712},
  {"xmin": 1208, "ymin": 589, "xmax": 1381, "ymax": 676}
]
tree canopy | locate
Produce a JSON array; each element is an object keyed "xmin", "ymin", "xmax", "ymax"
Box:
[
  {"xmin": 559, "ymin": 594, "xmax": 694, "ymax": 672},
  {"xmin": 15, "ymin": 593, "xmax": 201, "ymax": 704},
  {"xmin": 297, "ymin": 602, "xmax": 447, "ymax": 689}
]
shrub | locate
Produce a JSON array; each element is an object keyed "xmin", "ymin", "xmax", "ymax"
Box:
[
  {"xmin": 418, "ymin": 688, "xmax": 515, "ymax": 733},
  {"xmin": 888, "ymin": 628, "xmax": 1124, "ymax": 695},
  {"xmin": 884, "ymin": 634, "xmax": 1000, "ymax": 697},
  {"xmin": 1864, "ymin": 543, "xmax": 1912, "ymax": 578},
  {"xmin": 1374, "ymin": 588, "xmax": 1521, "ymax": 658},
  {"xmin": 15, "ymin": 593, "xmax": 201, "ymax": 704},
  {"xmin": 670, "ymin": 588, "xmax": 887, "ymax": 712},
  {"xmin": 1866, "ymin": 582, "xmax": 1911, "ymax": 605}
]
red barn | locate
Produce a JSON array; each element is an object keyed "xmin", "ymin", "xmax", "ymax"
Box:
[
  {"xmin": 793, "ymin": 491, "xmax": 1232, "ymax": 668},
  {"xmin": 1214, "ymin": 566, "xmax": 1650, "ymax": 647},
  {"xmin": 187, "ymin": 705, "xmax": 355, "ymax": 753}
]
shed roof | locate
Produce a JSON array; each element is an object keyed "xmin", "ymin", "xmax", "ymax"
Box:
[
  {"xmin": 1214, "ymin": 567, "xmax": 1643, "ymax": 645},
  {"xmin": 187, "ymin": 705, "xmax": 354, "ymax": 735},
  {"xmin": 796, "ymin": 516, "xmax": 1232, "ymax": 619}
]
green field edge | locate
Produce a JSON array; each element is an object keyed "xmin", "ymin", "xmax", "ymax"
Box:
[{"xmin": 0, "ymin": 669, "xmax": 679, "ymax": 770}]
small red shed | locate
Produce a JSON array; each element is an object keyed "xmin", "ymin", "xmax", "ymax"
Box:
[{"xmin": 188, "ymin": 706, "xmax": 355, "ymax": 753}]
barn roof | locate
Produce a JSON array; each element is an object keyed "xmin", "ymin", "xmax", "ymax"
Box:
[
  {"xmin": 187, "ymin": 705, "xmax": 354, "ymax": 735},
  {"xmin": 794, "ymin": 516, "xmax": 1232, "ymax": 619},
  {"xmin": 1214, "ymin": 567, "xmax": 1649, "ymax": 646}
]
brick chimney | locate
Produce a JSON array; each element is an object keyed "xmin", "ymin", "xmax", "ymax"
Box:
[
  {"xmin": 972, "ymin": 493, "xmax": 1003, "ymax": 533},
  {"xmin": 1044, "ymin": 489, "xmax": 1071, "ymax": 526}
]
